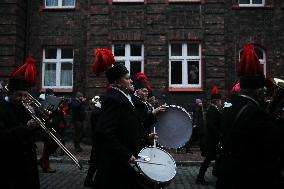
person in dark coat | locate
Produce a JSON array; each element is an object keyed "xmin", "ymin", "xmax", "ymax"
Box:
[
  {"xmin": 71, "ymin": 91, "xmax": 86, "ymax": 152},
  {"xmin": 215, "ymin": 43, "xmax": 284, "ymax": 189},
  {"xmin": 91, "ymin": 49, "xmax": 157, "ymax": 189},
  {"xmin": 0, "ymin": 56, "xmax": 40, "ymax": 189},
  {"xmin": 196, "ymin": 86, "xmax": 222, "ymax": 184},
  {"xmin": 185, "ymin": 98, "xmax": 205, "ymax": 153},
  {"xmin": 84, "ymin": 96, "xmax": 102, "ymax": 187}
]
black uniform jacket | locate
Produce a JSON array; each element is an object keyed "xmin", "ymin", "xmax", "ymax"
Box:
[
  {"xmin": 94, "ymin": 88, "xmax": 148, "ymax": 189},
  {"xmin": 132, "ymin": 95, "xmax": 156, "ymax": 134},
  {"xmin": 217, "ymin": 95, "xmax": 284, "ymax": 189},
  {"xmin": 0, "ymin": 99, "xmax": 40, "ymax": 189},
  {"xmin": 202, "ymin": 104, "xmax": 221, "ymax": 159}
]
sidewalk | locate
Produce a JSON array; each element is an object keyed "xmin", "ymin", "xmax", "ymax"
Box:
[{"xmin": 36, "ymin": 141, "xmax": 205, "ymax": 165}]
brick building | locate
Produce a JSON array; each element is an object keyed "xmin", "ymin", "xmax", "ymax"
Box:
[{"xmin": 1, "ymin": 0, "xmax": 284, "ymax": 109}]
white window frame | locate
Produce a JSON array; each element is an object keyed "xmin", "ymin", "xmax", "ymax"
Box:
[
  {"xmin": 239, "ymin": 46, "xmax": 266, "ymax": 77},
  {"xmin": 45, "ymin": 0, "xmax": 76, "ymax": 9},
  {"xmin": 112, "ymin": 0, "xmax": 144, "ymax": 2},
  {"xmin": 239, "ymin": 0, "xmax": 265, "ymax": 7},
  {"xmin": 169, "ymin": 43, "xmax": 202, "ymax": 88},
  {"xmin": 112, "ymin": 44, "xmax": 144, "ymax": 76},
  {"xmin": 42, "ymin": 48, "xmax": 73, "ymax": 89}
]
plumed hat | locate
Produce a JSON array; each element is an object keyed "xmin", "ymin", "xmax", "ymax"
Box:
[
  {"xmin": 92, "ymin": 48, "xmax": 129, "ymax": 83},
  {"xmin": 238, "ymin": 43, "xmax": 264, "ymax": 89},
  {"xmin": 211, "ymin": 85, "xmax": 221, "ymax": 99},
  {"xmin": 8, "ymin": 56, "xmax": 36, "ymax": 91},
  {"xmin": 134, "ymin": 72, "xmax": 152, "ymax": 92}
]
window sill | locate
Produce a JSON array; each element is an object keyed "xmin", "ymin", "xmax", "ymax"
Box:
[
  {"xmin": 168, "ymin": 87, "xmax": 203, "ymax": 92},
  {"xmin": 43, "ymin": 7, "xmax": 76, "ymax": 12},
  {"xmin": 231, "ymin": 5, "xmax": 273, "ymax": 10},
  {"xmin": 40, "ymin": 88, "xmax": 73, "ymax": 93},
  {"xmin": 167, "ymin": 0, "xmax": 202, "ymax": 4}
]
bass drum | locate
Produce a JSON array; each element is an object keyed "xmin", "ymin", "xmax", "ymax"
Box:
[
  {"xmin": 152, "ymin": 105, "xmax": 192, "ymax": 149},
  {"xmin": 136, "ymin": 147, "xmax": 176, "ymax": 188}
]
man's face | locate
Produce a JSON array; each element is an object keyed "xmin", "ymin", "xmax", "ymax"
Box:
[
  {"xmin": 116, "ymin": 74, "xmax": 134, "ymax": 94},
  {"xmin": 10, "ymin": 90, "xmax": 28, "ymax": 104},
  {"xmin": 136, "ymin": 88, "xmax": 148, "ymax": 101}
]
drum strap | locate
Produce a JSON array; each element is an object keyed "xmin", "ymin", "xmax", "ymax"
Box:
[{"xmin": 221, "ymin": 103, "xmax": 253, "ymax": 153}]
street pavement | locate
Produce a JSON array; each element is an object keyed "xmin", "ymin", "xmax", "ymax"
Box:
[
  {"xmin": 37, "ymin": 141, "xmax": 216, "ymax": 189},
  {"xmin": 39, "ymin": 162, "xmax": 216, "ymax": 189}
]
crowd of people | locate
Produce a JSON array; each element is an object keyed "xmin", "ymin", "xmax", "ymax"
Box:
[{"xmin": 1, "ymin": 43, "xmax": 284, "ymax": 189}]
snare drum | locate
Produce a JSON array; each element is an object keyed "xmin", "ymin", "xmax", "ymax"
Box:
[{"xmin": 135, "ymin": 147, "xmax": 176, "ymax": 188}]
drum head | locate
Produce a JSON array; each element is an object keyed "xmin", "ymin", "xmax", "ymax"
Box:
[
  {"xmin": 153, "ymin": 105, "xmax": 192, "ymax": 149},
  {"xmin": 137, "ymin": 147, "xmax": 176, "ymax": 183}
]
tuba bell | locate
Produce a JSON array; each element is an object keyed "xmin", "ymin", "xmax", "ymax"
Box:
[{"xmin": 265, "ymin": 78, "xmax": 284, "ymax": 116}]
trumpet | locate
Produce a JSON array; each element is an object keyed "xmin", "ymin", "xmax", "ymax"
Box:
[
  {"xmin": 265, "ymin": 78, "xmax": 284, "ymax": 115},
  {"xmin": 4, "ymin": 84, "xmax": 83, "ymax": 169}
]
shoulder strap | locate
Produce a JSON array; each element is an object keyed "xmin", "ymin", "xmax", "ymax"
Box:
[{"xmin": 222, "ymin": 103, "xmax": 253, "ymax": 150}]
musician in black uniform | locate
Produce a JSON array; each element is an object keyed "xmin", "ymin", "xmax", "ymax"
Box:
[
  {"xmin": 92, "ymin": 49, "xmax": 157, "ymax": 189},
  {"xmin": 132, "ymin": 72, "xmax": 166, "ymax": 134},
  {"xmin": 196, "ymin": 86, "xmax": 222, "ymax": 184},
  {"xmin": 0, "ymin": 57, "xmax": 40, "ymax": 189},
  {"xmin": 215, "ymin": 43, "xmax": 284, "ymax": 189}
]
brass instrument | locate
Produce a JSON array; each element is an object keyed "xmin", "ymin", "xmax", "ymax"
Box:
[
  {"xmin": 265, "ymin": 78, "xmax": 284, "ymax": 115},
  {"xmin": 4, "ymin": 84, "xmax": 83, "ymax": 169}
]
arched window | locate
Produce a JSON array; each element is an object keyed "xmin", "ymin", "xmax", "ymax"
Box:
[{"xmin": 239, "ymin": 45, "xmax": 266, "ymax": 77}]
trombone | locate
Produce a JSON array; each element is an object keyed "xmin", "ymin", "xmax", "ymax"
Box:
[{"xmin": 4, "ymin": 84, "xmax": 83, "ymax": 169}]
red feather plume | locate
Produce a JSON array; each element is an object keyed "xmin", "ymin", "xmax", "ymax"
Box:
[
  {"xmin": 135, "ymin": 72, "xmax": 152, "ymax": 92},
  {"xmin": 10, "ymin": 56, "xmax": 36, "ymax": 86},
  {"xmin": 211, "ymin": 86, "xmax": 219, "ymax": 95},
  {"xmin": 237, "ymin": 43, "xmax": 263, "ymax": 78},
  {"xmin": 92, "ymin": 48, "xmax": 115, "ymax": 76},
  {"xmin": 229, "ymin": 82, "xmax": 240, "ymax": 95}
]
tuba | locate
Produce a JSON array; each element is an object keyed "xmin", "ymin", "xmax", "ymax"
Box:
[
  {"xmin": 265, "ymin": 78, "xmax": 284, "ymax": 116},
  {"xmin": 3, "ymin": 84, "xmax": 83, "ymax": 169}
]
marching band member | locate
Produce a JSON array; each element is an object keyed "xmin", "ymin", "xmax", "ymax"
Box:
[
  {"xmin": 216, "ymin": 43, "xmax": 284, "ymax": 189},
  {"xmin": 132, "ymin": 72, "xmax": 166, "ymax": 134},
  {"xmin": 196, "ymin": 86, "xmax": 222, "ymax": 184},
  {"xmin": 91, "ymin": 48, "xmax": 157, "ymax": 189},
  {"xmin": 0, "ymin": 56, "xmax": 40, "ymax": 189}
]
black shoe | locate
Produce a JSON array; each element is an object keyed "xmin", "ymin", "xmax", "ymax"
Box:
[
  {"xmin": 196, "ymin": 177, "xmax": 206, "ymax": 185},
  {"xmin": 84, "ymin": 179, "xmax": 94, "ymax": 187}
]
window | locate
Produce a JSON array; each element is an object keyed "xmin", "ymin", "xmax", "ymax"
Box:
[
  {"xmin": 169, "ymin": 43, "xmax": 201, "ymax": 88},
  {"xmin": 239, "ymin": 46, "xmax": 266, "ymax": 76},
  {"xmin": 42, "ymin": 48, "xmax": 73, "ymax": 88},
  {"xmin": 112, "ymin": 44, "xmax": 144, "ymax": 79},
  {"xmin": 239, "ymin": 0, "xmax": 264, "ymax": 7},
  {"xmin": 45, "ymin": 0, "xmax": 75, "ymax": 9}
]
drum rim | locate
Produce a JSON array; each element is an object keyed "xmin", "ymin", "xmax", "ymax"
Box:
[
  {"xmin": 136, "ymin": 146, "xmax": 177, "ymax": 184},
  {"xmin": 153, "ymin": 104, "xmax": 192, "ymax": 149}
]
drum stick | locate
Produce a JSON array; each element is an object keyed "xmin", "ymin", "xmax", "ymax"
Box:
[
  {"xmin": 135, "ymin": 160, "xmax": 166, "ymax": 166},
  {"xmin": 153, "ymin": 127, "xmax": 157, "ymax": 148}
]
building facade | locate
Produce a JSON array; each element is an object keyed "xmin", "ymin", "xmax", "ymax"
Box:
[{"xmin": 1, "ymin": 0, "xmax": 284, "ymax": 109}]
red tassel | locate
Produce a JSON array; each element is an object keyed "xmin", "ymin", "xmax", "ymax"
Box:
[
  {"xmin": 92, "ymin": 48, "xmax": 115, "ymax": 76},
  {"xmin": 10, "ymin": 56, "xmax": 36, "ymax": 86}
]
